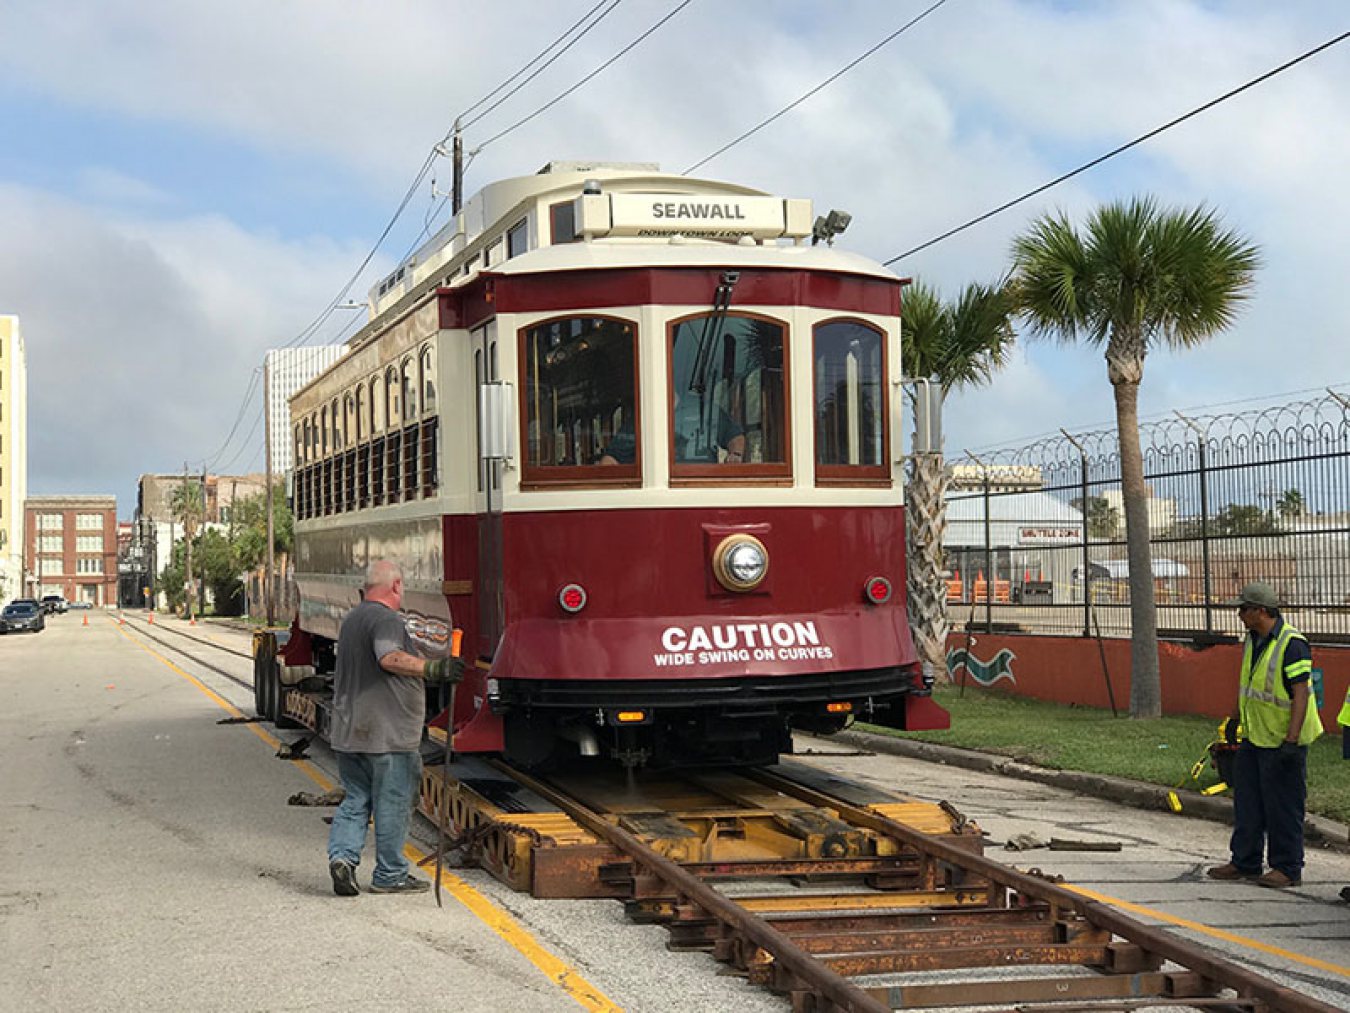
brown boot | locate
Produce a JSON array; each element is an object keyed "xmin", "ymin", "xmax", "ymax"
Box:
[
  {"xmin": 1256, "ymin": 869, "xmax": 1300, "ymax": 889},
  {"xmin": 1206, "ymin": 862, "xmax": 1258, "ymax": 881}
]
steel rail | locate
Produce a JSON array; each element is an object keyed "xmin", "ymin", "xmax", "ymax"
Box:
[
  {"xmin": 748, "ymin": 767, "xmax": 1338, "ymax": 1013},
  {"xmin": 120, "ymin": 613, "xmax": 254, "ymax": 659},
  {"xmin": 117, "ymin": 614, "xmax": 256, "ymax": 692},
  {"xmin": 494, "ymin": 760, "xmax": 889, "ymax": 1013}
]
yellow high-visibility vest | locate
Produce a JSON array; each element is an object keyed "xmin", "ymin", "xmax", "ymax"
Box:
[
  {"xmin": 1337, "ymin": 687, "xmax": 1350, "ymax": 729},
  {"xmin": 1238, "ymin": 622, "xmax": 1322, "ymax": 748}
]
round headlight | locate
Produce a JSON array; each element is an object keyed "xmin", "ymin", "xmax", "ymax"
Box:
[{"xmin": 712, "ymin": 534, "xmax": 769, "ymax": 592}]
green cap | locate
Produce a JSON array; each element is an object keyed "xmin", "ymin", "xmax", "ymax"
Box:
[{"xmin": 1237, "ymin": 582, "xmax": 1279, "ymax": 609}]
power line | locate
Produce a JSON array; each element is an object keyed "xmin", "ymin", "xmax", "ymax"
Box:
[
  {"xmin": 683, "ymin": 0, "xmax": 950, "ymax": 176},
  {"xmin": 472, "ymin": 0, "xmax": 698, "ymax": 154},
  {"xmin": 885, "ymin": 27, "xmax": 1350, "ymax": 266},
  {"xmin": 200, "ymin": 367, "xmax": 262, "ymax": 472},
  {"xmin": 460, "ymin": 1, "xmax": 624, "ymax": 130}
]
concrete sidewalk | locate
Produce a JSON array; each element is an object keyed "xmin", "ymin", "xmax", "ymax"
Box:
[{"xmin": 824, "ymin": 727, "xmax": 1350, "ymax": 854}]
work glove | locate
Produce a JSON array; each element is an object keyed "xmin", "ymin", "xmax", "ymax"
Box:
[
  {"xmin": 1277, "ymin": 740, "xmax": 1303, "ymax": 765},
  {"xmin": 422, "ymin": 656, "xmax": 466, "ymax": 686}
]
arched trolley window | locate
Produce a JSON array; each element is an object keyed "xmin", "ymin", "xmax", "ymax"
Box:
[
  {"xmin": 519, "ymin": 316, "xmax": 639, "ymax": 487},
  {"xmin": 669, "ymin": 312, "xmax": 789, "ymax": 482},
  {"xmin": 813, "ymin": 319, "xmax": 889, "ymax": 485}
]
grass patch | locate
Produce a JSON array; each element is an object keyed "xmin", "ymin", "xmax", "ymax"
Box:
[{"xmin": 860, "ymin": 684, "xmax": 1350, "ymax": 824}]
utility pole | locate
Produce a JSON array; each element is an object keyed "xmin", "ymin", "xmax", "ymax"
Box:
[
  {"xmin": 451, "ymin": 119, "xmax": 463, "ymax": 215},
  {"xmin": 182, "ymin": 463, "xmax": 194, "ymax": 622},
  {"xmin": 263, "ymin": 358, "xmax": 276, "ymax": 626}
]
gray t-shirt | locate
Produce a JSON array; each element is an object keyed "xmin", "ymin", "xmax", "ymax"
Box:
[{"xmin": 329, "ymin": 599, "xmax": 424, "ymax": 753}]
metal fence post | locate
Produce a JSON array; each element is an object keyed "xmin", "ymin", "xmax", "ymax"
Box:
[
  {"xmin": 983, "ymin": 472, "xmax": 993, "ymax": 634},
  {"xmin": 1175, "ymin": 412, "xmax": 1212, "ymax": 633}
]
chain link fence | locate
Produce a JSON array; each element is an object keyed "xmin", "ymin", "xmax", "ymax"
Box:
[{"xmin": 944, "ymin": 391, "xmax": 1350, "ymax": 645}]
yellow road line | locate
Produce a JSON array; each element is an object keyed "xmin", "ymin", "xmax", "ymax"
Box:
[
  {"xmin": 1066, "ymin": 883, "xmax": 1350, "ymax": 979},
  {"xmin": 114, "ymin": 620, "xmax": 620, "ymax": 1012}
]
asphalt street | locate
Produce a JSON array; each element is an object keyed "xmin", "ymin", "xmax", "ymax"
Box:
[{"xmin": 5, "ymin": 612, "xmax": 1350, "ymax": 1011}]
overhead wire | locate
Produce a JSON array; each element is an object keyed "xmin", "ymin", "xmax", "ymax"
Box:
[
  {"xmin": 885, "ymin": 27, "xmax": 1350, "ymax": 265},
  {"xmin": 460, "ymin": 0, "xmax": 624, "ymax": 130},
  {"xmin": 471, "ymin": 0, "xmax": 698, "ymax": 154},
  {"xmin": 199, "ymin": 0, "xmax": 695, "ymax": 470},
  {"xmin": 683, "ymin": 0, "xmax": 950, "ymax": 176}
]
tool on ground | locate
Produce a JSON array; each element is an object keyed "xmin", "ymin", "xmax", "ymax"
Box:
[
  {"xmin": 1168, "ymin": 718, "xmax": 1242, "ymax": 812},
  {"xmin": 435, "ymin": 628, "xmax": 463, "ymax": 909}
]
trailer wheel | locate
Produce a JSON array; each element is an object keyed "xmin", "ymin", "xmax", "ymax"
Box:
[
  {"xmin": 271, "ymin": 661, "xmax": 303, "ymax": 730},
  {"xmin": 253, "ymin": 652, "xmax": 267, "ymax": 718}
]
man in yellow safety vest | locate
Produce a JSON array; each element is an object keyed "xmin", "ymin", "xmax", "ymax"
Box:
[{"xmin": 1207, "ymin": 582, "xmax": 1321, "ymax": 889}]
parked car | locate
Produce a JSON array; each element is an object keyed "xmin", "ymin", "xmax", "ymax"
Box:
[
  {"xmin": 41, "ymin": 595, "xmax": 69, "ymax": 614},
  {"xmin": 69, "ymin": 600, "xmax": 93, "ymax": 610},
  {"xmin": 2, "ymin": 602, "xmax": 45, "ymax": 633}
]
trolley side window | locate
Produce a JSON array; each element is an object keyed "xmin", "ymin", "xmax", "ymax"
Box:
[
  {"xmin": 669, "ymin": 313, "xmax": 789, "ymax": 481},
  {"xmin": 520, "ymin": 316, "xmax": 640, "ymax": 487},
  {"xmin": 813, "ymin": 319, "xmax": 889, "ymax": 484}
]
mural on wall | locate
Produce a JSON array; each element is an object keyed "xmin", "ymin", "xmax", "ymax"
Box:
[{"xmin": 945, "ymin": 645, "xmax": 1018, "ymax": 687}]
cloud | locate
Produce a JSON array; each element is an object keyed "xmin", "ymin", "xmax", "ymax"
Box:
[
  {"xmin": 2, "ymin": 0, "xmax": 1348, "ymax": 509},
  {"xmin": 0, "ymin": 184, "xmax": 376, "ymax": 507}
]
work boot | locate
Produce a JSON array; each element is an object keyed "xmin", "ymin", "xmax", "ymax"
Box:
[
  {"xmin": 1256, "ymin": 869, "xmax": 1300, "ymax": 889},
  {"xmin": 329, "ymin": 858, "xmax": 360, "ymax": 897},
  {"xmin": 368, "ymin": 876, "xmax": 431, "ymax": 894},
  {"xmin": 1206, "ymin": 862, "xmax": 1258, "ymax": 881}
]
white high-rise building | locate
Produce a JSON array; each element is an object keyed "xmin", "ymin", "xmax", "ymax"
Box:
[
  {"xmin": 0, "ymin": 315, "xmax": 29, "ymax": 601},
  {"xmin": 265, "ymin": 346, "xmax": 348, "ymax": 474}
]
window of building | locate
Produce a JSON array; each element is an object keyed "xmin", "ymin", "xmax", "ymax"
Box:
[
  {"xmin": 369, "ymin": 376, "xmax": 383, "ymax": 433},
  {"xmin": 344, "ymin": 393, "xmax": 356, "ymax": 446},
  {"xmin": 813, "ymin": 320, "xmax": 888, "ymax": 482},
  {"xmin": 401, "ymin": 358, "xmax": 417, "ymax": 423},
  {"xmin": 520, "ymin": 316, "xmax": 639, "ymax": 485},
  {"xmin": 550, "ymin": 201, "xmax": 578, "ymax": 244},
  {"xmin": 76, "ymin": 535, "xmax": 103, "ymax": 553},
  {"xmin": 39, "ymin": 558, "xmax": 62, "ymax": 576},
  {"xmin": 421, "ymin": 345, "xmax": 437, "ymax": 415},
  {"xmin": 320, "ymin": 406, "xmax": 330, "ymax": 456},
  {"xmin": 355, "ymin": 386, "xmax": 367, "ymax": 441},
  {"xmin": 39, "ymin": 535, "xmax": 61, "ymax": 552},
  {"xmin": 486, "ymin": 238, "xmax": 505, "ymax": 267},
  {"xmin": 76, "ymin": 557, "xmax": 103, "ymax": 575},
  {"xmin": 669, "ymin": 314, "xmax": 788, "ymax": 478},
  {"xmin": 507, "ymin": 218, "xmax": 529, "ymax": 258},
  {"xmin": 331, "ymin": 397, "xmax": 342, "ymax": 451},
  {"xmin": 38, "ymin": 513, "xmax": 63, "ymax": 530},
  {"xmin": 77, "ymin": 513, "xmax": 101, "ymax": 530},
  {"xmin": 385, "ymin": 367, "xmax": 400, "ymax": 426}
]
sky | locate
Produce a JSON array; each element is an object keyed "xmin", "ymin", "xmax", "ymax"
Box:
[{"xmin": 1, "ymin": 0, "xmax": 1348, "ymax": 516}]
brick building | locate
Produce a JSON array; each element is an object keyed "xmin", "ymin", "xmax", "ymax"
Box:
[{"xmin": 25, "ymin": 495, "xmax": 118, "ymax": 605}]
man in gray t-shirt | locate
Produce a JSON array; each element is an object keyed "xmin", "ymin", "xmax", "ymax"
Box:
[{"xmin": 326, "ymin": 560, "xmax": 463, "ymax": 897}]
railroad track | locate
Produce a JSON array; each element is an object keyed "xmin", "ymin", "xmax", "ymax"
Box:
[
  {"xmin": 124, "ymin": 619, "xmax": 1335, "ymax": 1011},
  {"xmin": 115, "ymin": 612, "xmax": 257, "ymax": 693},
  {"xmin": 424, "ymin": 757, "xmax": 1336, "ymax": 1013}
]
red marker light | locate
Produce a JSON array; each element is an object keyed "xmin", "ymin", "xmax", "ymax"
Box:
[
  {"xmin": 864, "ymin": 576, "xmax": 892, "ymax": 604},
  {"xmin": 558, "ymin": 583, "xmax": 588, "ymax": 613}
]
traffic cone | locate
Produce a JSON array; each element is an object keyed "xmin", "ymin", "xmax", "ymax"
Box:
[
  {"xmin": 148, "ymin": 612, "xmax": 154, "ymax": 625},
  {"xmin": 82, "ymin": 613, "xmax": 89, "ymax": 627}
]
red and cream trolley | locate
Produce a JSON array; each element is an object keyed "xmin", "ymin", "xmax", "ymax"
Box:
[{"xmin": 279, "ymin": 160, "xmax": 948, "ymax": 768}]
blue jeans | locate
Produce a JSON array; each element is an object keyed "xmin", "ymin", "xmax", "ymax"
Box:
[
  {"xmin": 1230, "ymin": 741, "xmax": 1306, "ymax": 879},
  {"xmin": 327, "ymin": 751, "xmax": 422, "ymax": 887}
]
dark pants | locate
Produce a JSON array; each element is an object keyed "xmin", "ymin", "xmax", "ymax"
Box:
[{"xmin": 1230, "ymin": 740, "xmax": 1306, "ymax": 879}]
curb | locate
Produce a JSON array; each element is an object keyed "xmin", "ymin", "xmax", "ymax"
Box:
[{"xmin": 823, "ymin": 728, "xmax": 1350, "ymax": 854}]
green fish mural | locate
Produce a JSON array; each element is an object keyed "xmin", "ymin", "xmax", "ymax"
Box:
[{"xmin": 946, "ymin": 646, "xmax": 1017, "ymax": 687}]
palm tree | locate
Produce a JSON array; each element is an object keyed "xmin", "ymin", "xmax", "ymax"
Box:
[
  {"xmin": 901, "ymin": 280, "xmax": 1015, "ymax": 679},
  {"xmin": 169, "ymin": 477, "xmax": 205, "ymax": 620},
  {"xmin": 1010, "ymin": 196, "xmax": 1260, "ymax": 718}
]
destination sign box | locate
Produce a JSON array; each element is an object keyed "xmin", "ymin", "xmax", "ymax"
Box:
[{"xmin": 575, "ymin": 193, "xmax": 812, "ymax": 240}]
